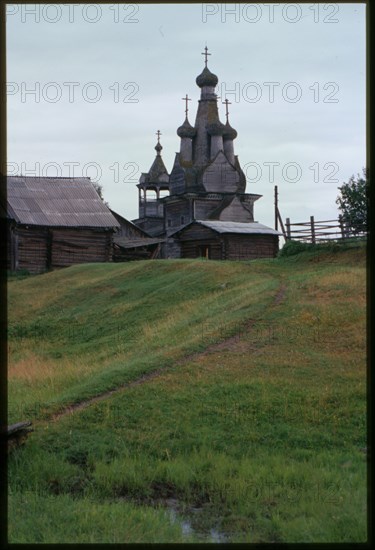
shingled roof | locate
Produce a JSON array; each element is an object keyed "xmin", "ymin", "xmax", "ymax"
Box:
[
  {"xmin": 196, "ymin": 220, "xmax": 281, "ymax": 235},
  {"xmin": 6, "ymin": 176, "xmax": 119, "ymax": 228},
  {"xmin": 170, "ymin": 220, "xmax": 281, "ymax": 236}
]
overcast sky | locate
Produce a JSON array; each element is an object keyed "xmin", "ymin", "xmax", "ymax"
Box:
[{"xmin": 6, "ymin": 3, "xmax": 366, "ymax": 228}]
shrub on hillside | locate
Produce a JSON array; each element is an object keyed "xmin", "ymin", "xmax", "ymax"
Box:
[
  {"xmin": 278, "ymin": 238, "xmax": 365, "ymax": 258},
  {"xmin": 277, "ymin": 240, "xmax": 314, "ymax": 257}
]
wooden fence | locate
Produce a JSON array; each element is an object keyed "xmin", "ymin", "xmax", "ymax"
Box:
[
  {"xmin": 274, "ymin": 186, "xmax": 367, "ymax": 243},
  {"xmin": 284, "ymin": 216, "xmax": 366, "ymax": 243}
]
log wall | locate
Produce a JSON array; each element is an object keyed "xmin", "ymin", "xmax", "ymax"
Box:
[
  {"xmin": 9, "ymin": 225, "xmax": 49, "ymax": 273},
  {"xmin": 51, "ymin": 228, "xmax": 113, "ymax": 268},
  {"xmin": 179, "ymin": 224, "xmax": 223, "ymax": 259},
  {"xmin": 8, "ymin": 224, "xmax": 114, "ymax": 273},
  {"xmin": 224, "ymin": 234, "xmax": 279, "ymax": 260},
  {"xmin": 178, "ymin": 224, "xmax": 279, "ymax": 260}
]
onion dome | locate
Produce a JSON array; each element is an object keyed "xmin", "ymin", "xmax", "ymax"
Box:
[
  {"xmin": 155, "ymin": 142, "xmax": 163, "ymax": 154},
  {"xmin": 177, "ymin": 117, "xmax": 197, "ymax": 139},
  {"xmin": 207, "ymin": 121, "xmax": 226, "ymax": 136},
  {"xmin": 223, "ymin": 121, "xmax": 238, "ymax": 140},
  {"xmin": 196, "ymin": 66, "xmax": 218, "ymax": 88}
]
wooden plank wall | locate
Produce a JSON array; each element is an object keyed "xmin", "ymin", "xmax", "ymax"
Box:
[
  {"xmin": 51, "ymin": 228, "xmax": 113, "ymax": 268},
  {"xmin": 181, "ymin": 239, "xmax": 223, "ymax": 259},
  {"xmin": 179, "ymin": 224, "xmax": 223, "ymax": 259},
  {"xmin": 178, "ymin": 224, "xmax": 217, "ymax": 242},
  {"xmin": 179, "ymin": 225, "xmax": 279, "ymax": 260},
  {"xmin": 218, "ymin": 197, "xmax": 254, "ymax": 223},
  {"xmin": 194, "ymin": 198, "xmax": 221, "ymax": 220},
  {"xmin": 13, "ymin": 226, "xmax": 49, "ymax": 273},
  {"xmin": 161, "ymin": 238, "xmax": 181, "ymax": 259},
  {"xmin": 165, "ymin": 199, "xmax": 191, "ymax": 228},
  {"xmin": 202, "ymin": 155, "xmax": 240, "ymax": 193},
  {"xmin": 225, "ymin": 234, "xmax": 278, "ymax": 260},
  {"xmin": 9, "ymin": 225, "xmax": 114, "ymax": 273},
  {"xmin": 115, "ymin": 220, "xmax": 148, "ymax": 239}
]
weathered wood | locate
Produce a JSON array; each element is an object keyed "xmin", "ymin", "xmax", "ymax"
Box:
[
  {"xmin": 7, "ymin": 421, "xmax": 32, "ymax": 435},
  {"xmin": 14, "ymin": 225, "xmax": 49, "ymax": 273},
  {"xmin": 286, "ymin": 218, "xmax": 291, "ymax": 240},
  {"xmin": 51, "ymin": 228, "xmax": 113, "ymax": 268},
  {"xmin": 285, "ymin": 217, "xmax": 366, "ymax": 243},
  {"xmin": 225, "ymin": 234, "xmax": 278, "ymax": 260},
  {"xmin": 178, "ymin": 223, "xmax": 278, "ymax": 260},
  {"xmin": 274, "ymin": 185, "xmax": 278, "ymax": 231},
  {"xmin": 8, "ymin": 223, "xmax": 115, "ymax": 273},
  {"xmin": 151, "ymin": 243, "xmax": 161, "ymax": 259},
  {"xmin": 310, "ymin": 216, "xmax": 315, "ymax": 244},
  {"xmin": 113, "ymin": 243, "xmax": 159, "ymax": 262},
  {"xmin": 277, "ymin": 208, "xmax": 287, "ymax": 240},
  {"xmin": 165, "ymin": 198, "xmax": 191, "ymax": 230},
  {"xmin": 7, "ymin": 421, "xmax": 33, "ymax": 452}
]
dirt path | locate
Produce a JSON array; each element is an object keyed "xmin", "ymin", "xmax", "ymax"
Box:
[{"xmin": 51, "ymin": 282, "xmax": 287, "ymax": 422}]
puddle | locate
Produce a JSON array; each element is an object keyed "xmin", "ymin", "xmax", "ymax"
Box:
[
  {"xmin": 162, "ymin": 497, "xmax": 230, "ymax": 543},
  {"xmin": 117, "ymin": 490, "xmax": 231, "ymax": 542}
]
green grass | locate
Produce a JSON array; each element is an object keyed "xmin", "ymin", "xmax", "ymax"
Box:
[
  {"xmin": 8, "ymin": 247, "xmax": 367, "ymax": 543},
  {"xmin": 8, "ymin": 259, "xmax": 279, "ymax": 419},
  {"xmin": 9, "ymin": 490, "xmax": 194, "ymax": 543}
]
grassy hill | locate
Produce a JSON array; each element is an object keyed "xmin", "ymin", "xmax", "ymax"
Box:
[{"xmin": 8, "ymin": 244, "xmax": 367, "ymax": 543}]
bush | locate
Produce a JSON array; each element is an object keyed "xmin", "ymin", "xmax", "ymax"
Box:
[
  {"xmin": 277, "ymin": 240, "xmax": 314, "ymax": 258},
  {"xmin": 277, "ymin": 238, "xmax": 366, "ymax": 259}
]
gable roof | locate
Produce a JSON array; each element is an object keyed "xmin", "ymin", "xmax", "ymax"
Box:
[
  {"xmin": 110, "ymin": 209, "xmax": 151, "ymax": 237},
  {"xmin": 172, "ymin": 220, "xmax": 281, "ymax": 236},
  {"xmin": 6, "ymin": 176, "xmax": 119, "ymax": 228}
]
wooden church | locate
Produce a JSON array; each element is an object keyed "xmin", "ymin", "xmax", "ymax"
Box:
[{"xmin": 132, "ymin": 47, "xmax": 280, "ymax": 260}]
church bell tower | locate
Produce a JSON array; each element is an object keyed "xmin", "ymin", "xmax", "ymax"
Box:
[{"xmin": 133, "ymin": 130, "xmax": 170, "ymax": 236}]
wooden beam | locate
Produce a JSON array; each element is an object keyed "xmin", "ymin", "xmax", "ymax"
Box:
[
  {"xmin": 310, "ymin": 216, "xmax": 315, "ymax": 244},
  {"xmin": 274, "ymin": 185, "xmax": 278, "ymax": 231},
  {"xmin": 276, "ymin": 207, "xmax": 287, "ymax": 240}
]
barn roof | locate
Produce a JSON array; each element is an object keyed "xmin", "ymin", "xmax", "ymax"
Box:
[
  {"xmin": 6, "ymin": 176, "xmax": 119, "ymax": 228},
  {"xmin": 172, "ymin": 220, "xmax": 281, "ymax": 236}
]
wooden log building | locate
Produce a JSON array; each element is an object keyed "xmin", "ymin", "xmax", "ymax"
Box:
[
  {"xmin": 171, "ymin": 220, "xmax": 279, "ymax": 260},
  {"xmin": 6, "ymin": 176, "xmax": 120, "ymax": 274}
]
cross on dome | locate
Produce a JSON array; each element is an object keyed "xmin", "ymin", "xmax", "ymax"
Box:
[
  {"xmin": 222, "ymin": 98, "xmax": 232, "ymax": 122},
  {"xmin": 181, "ymin": 94, "xmax": 191, "ymax": 117},
  {"xmin": 154, "ymin": 130, "xmax": 163, "ymax": 155},
  {"xmin": 201, "ymin": 45, "xmax": 211, "ymax": 67}
]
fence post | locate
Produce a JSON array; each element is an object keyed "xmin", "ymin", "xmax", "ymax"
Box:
[
  {"xmin": 286, "ymin": 218, "xmax": 291, "ymax": 240},
  {"xmin": 339, "ymin": 215, "xmax": 345, "ymax": 239},
  {"xmin": 274, "ymin": 185, "xmax": 278, "ymax": 231},
  {"xmin": 277, "ymin": 210, "xmax": 287, "ymax": 240},
  {"xmin": 310, "ymin": 216, "xmax": 315, "ymax": 244}
]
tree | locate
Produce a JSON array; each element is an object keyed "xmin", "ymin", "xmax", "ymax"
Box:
[
  {"xmin": 92, "ymin": 182, "xmax": 109, "ymax": 207},
  {"xmin": 336, "ymin": 168, "xmax": 368, "ymax": 234}
]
